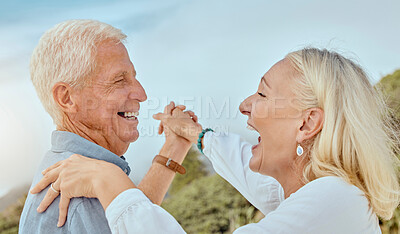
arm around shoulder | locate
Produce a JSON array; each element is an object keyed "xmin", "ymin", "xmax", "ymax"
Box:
[{"xmin": 106, "ymin": 188, "xmax": 186, "ymax": 234}]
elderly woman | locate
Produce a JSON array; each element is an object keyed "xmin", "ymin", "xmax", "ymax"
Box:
[{"xmin": 32, "ymin": 48, "xmax": 399, "ymax": 233}]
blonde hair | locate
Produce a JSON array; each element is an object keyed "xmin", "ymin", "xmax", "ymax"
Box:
[
  {"xmin": 30, "ymin": 19, "xmax": 127, "ymax": 126},
  {"xmin": 286, "ymin": 48, "xmax": 400, "ymax": 220}
]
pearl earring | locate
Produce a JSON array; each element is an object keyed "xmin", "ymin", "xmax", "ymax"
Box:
[{"xmin": 296, "ymin": 144, "xmax": 304, "ymax": 156}]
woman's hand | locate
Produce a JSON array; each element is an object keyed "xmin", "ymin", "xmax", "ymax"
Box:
[
  {"xmin": 30, "ymin": 154, "xmax": 135, "ymax": 227},
  {"xmin": 153, "ymin": 102, "xmax": 202, "ymax": 143}
]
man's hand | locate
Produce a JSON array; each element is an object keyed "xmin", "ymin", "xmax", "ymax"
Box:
[{"xmin": 153, "ymin": 101, "xmax": 202, "ymax": 144}]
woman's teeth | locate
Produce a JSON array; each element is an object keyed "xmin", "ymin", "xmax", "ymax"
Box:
[{"xmin": 247, "ymin": 125, "xmax": 261, "ymax": 143}]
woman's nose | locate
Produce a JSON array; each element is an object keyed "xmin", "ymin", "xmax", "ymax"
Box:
[{"xmin": 239, "ymin": 94, "xmax": 253, "ymax": 116}]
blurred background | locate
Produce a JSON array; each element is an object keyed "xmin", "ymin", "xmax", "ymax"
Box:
[{"xmin": 0, "ymin": 0, "xmax": 399, "ymax": 233}]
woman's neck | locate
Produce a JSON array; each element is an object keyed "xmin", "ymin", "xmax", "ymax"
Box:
[{"xmin": 281, "ymin": 175, "xmax": 305, "ymax": 199}]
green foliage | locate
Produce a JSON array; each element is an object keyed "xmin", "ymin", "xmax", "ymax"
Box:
[
  {"xmin": 162, "ymin": 174, "xmax": 258, "ymax": 234},
  {"xmin": 380, "ymin": 208, "xmax": 400, "ymax": 234},
  {"xmin": 377, "ymin": 69, "xmax": 400, "ymax": 234},
  {"xmin": 0, "ymin": 195, "xmax": 26, "ymax": 234},
  {"xmin": 377, "ymin": 69, "xmax": 400, "ymax": 119},
  {"xmin": 168, "ymin": 147, "xmax": 208, "ymax": 196}
]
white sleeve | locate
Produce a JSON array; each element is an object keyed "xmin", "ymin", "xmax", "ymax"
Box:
[
  {"xmin": 105, "ymin": 189, "xmax": 186, "ymax": 234},
  {"xmin": 202, "ymin": 132, "xmax": 284, "ymax": 215},
  {"xmin": 233, "ymin": 177, "xmax": 381, "ymax": 234}
]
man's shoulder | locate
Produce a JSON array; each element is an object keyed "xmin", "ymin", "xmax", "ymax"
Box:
[
  {"xmin": 19, "ymin": 151, "xmax": 111, "ymax": 234},
  {"xmin": 39, "ymin": 150, "xmax": 74, "ymax": 170},
  {"xmin": 20, "ymin": 193, "xmax": 110, "ymax": 233}
]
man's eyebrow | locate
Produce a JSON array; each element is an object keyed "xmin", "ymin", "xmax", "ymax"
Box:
[
  {"xmin": 261, "ymin": 77, "xmax": 271, "ymax": 89},
  {"xmin": 112, "ymin": 71, "xmax": 127, "ymax": 78}
]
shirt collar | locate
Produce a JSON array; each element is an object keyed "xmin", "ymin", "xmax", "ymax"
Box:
[{"xmin": 51, "ymin": 130, "xmax": 131, "ymax": 175}]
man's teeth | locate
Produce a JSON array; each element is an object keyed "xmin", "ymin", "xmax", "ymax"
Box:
[
  {"xmin": 247, "ymin": 125, "xmax": 255, "ymax": 131},
  {"xmin": 124, "ymin": 112, "xmax": 139, "ymax": 119}
]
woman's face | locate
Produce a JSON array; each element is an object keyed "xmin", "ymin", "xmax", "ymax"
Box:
[{"xmin": 239, "ymin": 59, "xmax": 303, "ymax": 179}]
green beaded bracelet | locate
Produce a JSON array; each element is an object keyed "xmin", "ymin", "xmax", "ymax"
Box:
[{"xmin": 197, "ymin": 128, "xmax": 214, "ymax": 154}]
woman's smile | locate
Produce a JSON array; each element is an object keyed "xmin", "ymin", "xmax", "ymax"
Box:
[{"xmin": 247, "ymin": 123, "xmax": 261, "ymax": 150}]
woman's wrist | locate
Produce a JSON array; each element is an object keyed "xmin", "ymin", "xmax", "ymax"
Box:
[
  {"xmin": 93, "ymin": 162, "xmax": 136, "ymax": 210},
  {"xmin": 190, "ymin": 125, "xmax": 203, "ymax": 144},
  {"xmin": 197, "ymin": 128, "xmax": 214, "ymax": 153}
]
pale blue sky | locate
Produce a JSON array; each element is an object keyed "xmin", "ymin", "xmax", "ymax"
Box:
[{"xmin": 0, "ymin": 0, "xmax": 399, "ymax": 195}]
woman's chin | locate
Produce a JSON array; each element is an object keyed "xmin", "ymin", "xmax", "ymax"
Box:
[{"xmin": 249, "ymin": 154, "xmax": 261, "ymax": 173}]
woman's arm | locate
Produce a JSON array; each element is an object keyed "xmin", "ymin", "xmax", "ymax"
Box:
[
  {"xmin": 203, "ymin": 132, "xmax": 284, "ymax": 215},
  {"xmin": 154, "ymin": 108, "xmax": 284, "ymax": 215},
  {"xmin": 105, "ymin": 189, "xmax": 186, "ymax": 234}
]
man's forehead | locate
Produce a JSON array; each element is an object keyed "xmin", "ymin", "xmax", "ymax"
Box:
[
  {"xmin": 90, "ymin": 41, "xmax": 136, "ymax": 82},
  {"xmin": 96, "ymin": 41, "xmax": 127, "ymax": 58}
]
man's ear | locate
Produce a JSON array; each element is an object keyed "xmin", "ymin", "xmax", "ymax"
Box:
[
  {"xmin": 52, "ymin": 82, "xmax": 78, "ymax": 113},
  {"xmin": 296, "ymin": 107, "xmax": 324, "ymax": 143}
]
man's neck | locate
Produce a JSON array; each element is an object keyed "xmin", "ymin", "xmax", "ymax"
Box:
[{"xmin": 57, "ymin": 118, "xmax": 126, "ymax": 156}]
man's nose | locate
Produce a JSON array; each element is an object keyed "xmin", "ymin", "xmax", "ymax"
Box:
[{"xmin": 128, "ymin": 79, "xmax": 147, "ymax": 102}]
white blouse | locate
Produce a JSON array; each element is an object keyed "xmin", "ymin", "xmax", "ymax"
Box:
[{"xmin": 105, "ymin": 132, "xmax": 381, "ymax": 234}]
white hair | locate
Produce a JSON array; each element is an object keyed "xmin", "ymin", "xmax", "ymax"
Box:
[{"xmin": 30, "ymin": 19, "xmax": 127, "ymax": 126}]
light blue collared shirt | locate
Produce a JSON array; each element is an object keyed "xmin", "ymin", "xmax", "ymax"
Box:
[{"xmin": 19, "ymin": 131, "xmax": 131, "ymax": 234}]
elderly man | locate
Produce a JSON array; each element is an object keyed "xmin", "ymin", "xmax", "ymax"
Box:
[{"xmin": 19, "ymin": 19, "xmax": 192, "ymax": 233}]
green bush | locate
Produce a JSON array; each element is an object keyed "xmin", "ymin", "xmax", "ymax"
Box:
[
  {"xmin": 378, "ymin": 69, "xmax": 400, "ymax": 119},
  {"xmin": 168, "ymin": 147, "xmax": 208, "ymax": 196},
  {"xmin": 0, "ymin": 195, "xmax": 26, "ymax": 234},
  {"xmin": 163, "ymin": 174, "xmax": 258, "ymax": 234},
  {"xmin": 377, "ymin": 69, "xmax": 400, "ymax": 234}
]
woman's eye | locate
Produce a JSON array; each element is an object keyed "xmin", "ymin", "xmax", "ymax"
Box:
[
  {"xmin": 115, "ymin": 79, "xmax": 124, "ymax": 83},
  {"xmin": 258, "ymin": 92, "xmax": 266, "ymax": 98}
]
